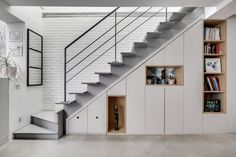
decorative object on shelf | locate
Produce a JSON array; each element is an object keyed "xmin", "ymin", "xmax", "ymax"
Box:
[
  {"xmin": 9, "ymin": 45, "xmax": 23, "ymax": 56},
  {"xmin": 9, "ymin": 31, "xmax": 23, "ymax": 42},
  {"xmin": 114, "ymin": 104, "xmax": 119, "ymax": 131},
  {"xmin": 0, "ymin": 54, "xmax": 21, "ymax": 79},
  {"xmin": 205, "ymin": 58, "xmax": 221, "ymax": 73},
  {"xmin": 0, "ymin": 22, "xmax": 6, "ymax": 56},
  {"xmin": 204, "ymin": 99, "xmax": 221, "ymax": 112},
  {"xmin": 166, "ymin": 68, "xmax": 176, "ymax": 85}
]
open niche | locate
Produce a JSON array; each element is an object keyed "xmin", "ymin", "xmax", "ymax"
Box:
[
  {"xmin": 146, "ymin": 66, "xmax": 183, "ymax": 85},
  {"xmin": 108, "ymin": 96, "xmax": 126, "ymax": 134}
]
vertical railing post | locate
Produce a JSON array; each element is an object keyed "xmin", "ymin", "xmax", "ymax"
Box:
[
  {"xmin": 64, "ymin": 48, "xmax": 67, "ymax": 102},
  {"xmin": 165, "ymin": 7, "xmax": 168, "ymax": 22},
  {"xmin": 115, "ymin": 10, "xmax": 117, "ymax": 62}
]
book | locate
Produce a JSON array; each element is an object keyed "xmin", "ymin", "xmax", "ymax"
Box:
[
  {"xmin": 204, "ymin": 27, "xmax": 221, "ymax": 41},
  {"xmin": 204, "ymin": 99, "xmax": 221, "ymax": 112},
  {"xmin": 204, "ymin": 76, "xmax": 220, "ymax": 91},
  {"xmin": 204, "ymin": 43, "xmax": 221, "ymax": 54}
]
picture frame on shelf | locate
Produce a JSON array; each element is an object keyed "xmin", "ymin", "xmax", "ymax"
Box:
[{"xmin": 205, "ymin": 58, "xmax": 221, "ymax": 73}]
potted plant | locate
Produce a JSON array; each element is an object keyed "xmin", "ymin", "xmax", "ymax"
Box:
[{"xmin": 0, "ymin": 54, "xmax": 20, "ymax": 79}]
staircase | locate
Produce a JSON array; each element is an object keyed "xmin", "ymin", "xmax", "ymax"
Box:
[
  {"xmin": 62, "ymin": 7, "xmax": 204, "ymax": 117},
  {"xmin": 13, "ymin": 110, "xmax": 63, "ymax": 139},
  {"xmin": 13, "ymin": 7, "xmax": 204, "ymax": 139}
]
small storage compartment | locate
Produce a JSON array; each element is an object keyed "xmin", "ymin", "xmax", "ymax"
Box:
[{"xmin": 108, "ymin": 96, "xmax": 126, "ymax": 134}]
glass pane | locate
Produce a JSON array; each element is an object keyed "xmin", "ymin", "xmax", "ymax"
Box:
[
  {"xmin": 29, "ymin": 68, "xmax": 42, "ymax": 85},
  {"xmin": 29, "ymin": 49, "xmax": 41, "ymax": 67},
  {"xmin": 29, "ymin": 31, "xmax": 42, "ymax": 51}
]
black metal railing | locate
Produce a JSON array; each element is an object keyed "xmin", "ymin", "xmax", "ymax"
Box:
[{"xmin": 64, "ymin": 7, "xmax": 167, "ymax": 102}]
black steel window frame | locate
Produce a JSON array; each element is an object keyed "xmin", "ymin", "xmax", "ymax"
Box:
[{"xmin": 27, "ymin": 28, "xmax": 43, "ymax": 86}]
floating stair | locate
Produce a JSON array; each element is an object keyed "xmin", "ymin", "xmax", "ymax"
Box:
[
  {"xmin": 13, "ymin": 110, "xmax": 63, "ymax": 140},
  {"xmin": 60, "ymin": 7, "xmax": 203, "ymax": 118}
]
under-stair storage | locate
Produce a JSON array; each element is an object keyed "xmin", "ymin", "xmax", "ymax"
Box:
[
  {"xmin": 68, "ymin": 108, "xmax": 88, "ymax": 134},
  {"xmin": 145, "ymin": 86, "xmax": 164, "ymax": 134},
  {"xmin": 127, "ymin": 65, "xmax": 145, "ymax": 134},
  {"xmin": 107, "ymin": 96, "xmax": 126, "ymax": 134},
  {"xmin": 165, "ymin": 86, "xmax": 184, "ymax": 134},
  {"xmin": 88, "ymin": 93, "xmax": 106, "ymax": 134}
]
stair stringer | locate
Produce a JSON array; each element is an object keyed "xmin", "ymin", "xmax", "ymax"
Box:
[{"xmin": 66, "ymin": 8, "xmax": 204, "ymax": 134}]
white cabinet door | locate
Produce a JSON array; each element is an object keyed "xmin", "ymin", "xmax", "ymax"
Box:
[
  {"xmin": 165, "ymin": 86, "xmax": 184, "ymax": 134},
  {"xmin": 68, "ymin": 108, "xmax": 88, "ymax": 134},
  {"xmin": 183, "ymin": 20, "xmax": 203, "ymax": 134},
  {"xmin": 107, "ymin": 79, "xmax": 126, "ymax": 96},
  {"xmin": 146, "ymin": 49, "xmax": 165, "ymax": 65},
  {"xmin": 203, "ymin": 114, "xmax": 226, "ymax": 133},
  {"xmin": 127, "ymin": 65, "xmax": 145, "ymax": 134},
  {"xmin": 88, "ymin": 93, "xmax": 106, "ymax": 134},
  {"xmin": 145, "ymin": 86, "xmax": 164, "ymax": 134},
  {"xmin": 165, "ymin": 35, "xmax": 184, "ymax": 65}
]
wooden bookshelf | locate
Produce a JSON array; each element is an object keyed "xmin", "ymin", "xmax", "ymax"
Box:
[
  {"xmin": 107, "ymin": 96, "xmax": 126, "ymax": 134},
  {"xmin": 203, "ymin": 20, "xmax": 227, "ymax": 114},
  {"xmin": 146, "ymin": 65, "xmax": 184, "ymax": 86}
]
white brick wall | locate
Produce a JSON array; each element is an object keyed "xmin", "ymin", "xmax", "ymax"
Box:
[{"xmin": 43, "ymin": 13, "xmax": 166, "ymax": 110}]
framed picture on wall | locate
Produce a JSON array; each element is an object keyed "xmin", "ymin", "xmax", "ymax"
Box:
[
  {"xmin": 205, "ymin": 58, "xmax": 221, "ymax": 73},
  {"xmin": 9, "ymin": 31, "xmax": 23, "ymax": 42},
  {"xmin": 9, "ymin": 45, "xmax": 23, "ymax": 56}
]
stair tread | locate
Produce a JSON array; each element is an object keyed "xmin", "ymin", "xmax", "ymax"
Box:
[
  {"xmin": 95, "ymin": 72, "xmax": 112, "ymax": 75},
  {"xmin": 55, "ymin": 100, "xmax": 76, "ymax": 105},
  {"xmin": 157, "ymin": 21, "xmax": 176, "ymax": 30},
  {"xmin": 108, "ymin": 61, "xmax": 124, "ymax": 66},
  {"xmin": 169, "ymin": 12, "xmax": 189, "ymax": 21},
  {"xmin": 121, "ymin": 52, "xmax": 136, "ymax": 57},
  {"xmin": 14, "ymin": 124, "xmax": 57, "ymax": 134},
  {"xmin": 146, "ymin": 32, "xmax": 162, "ymax": 39},
  {"xmin": 81, "ymin": 81, "xmax": 100, "ymax": 84},
  {"xmin": 32, "ymin": 111, "xmax": 58, "ymax": 124},
  {"xmin": 69, "ymin": 91, "xmax": 88, "ymax": 94}
]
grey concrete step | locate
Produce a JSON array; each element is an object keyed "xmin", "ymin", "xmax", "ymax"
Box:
[
  {"xmin": 69, "ymin": 91, "xmax": 88, "ymax": 95},
  {"xmin": 146, "ymin": 32, "xmax": 162, "ymax": 39},
  {"xmin": 81, "ymin": 82, "xmax": 100, "ymax": 85},
  {"xmin": 157, "ymin": 22, "xmax": 176, "ymax": 31},
  {"xmin": 55, "ymin": 100, "xmax": 76, "ymax": 105},
  {"xmin": 108, "ymin": 61, "xmax": 124, "ymax": 66},
  {"xmin": 13, "ymin": 124, "xmax": 58, "ymax": 140},
  {"xmin": 134, "ymin": 42, "xmax": 148, "ymax": 48},
  {"xmin": 95, "ymin": 72, "xmax": 112, "ymax": 75},
  {"xmin": 121, "ymin": 52, "xmax": 136, "ymax": 57},
  {"xmin": 169, "ymin": 12, "xmax": 189, "ymax": 21}
]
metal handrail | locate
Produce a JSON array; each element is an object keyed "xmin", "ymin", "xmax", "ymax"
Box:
[
  {"xmin": 66, "ymin": 7, "xmax": 151, "ymax": 74},
  {"xmin": 66, "ymin": 7, "xmax": 140, "ymax": 64},
  {"xmin": 64, "ymin": 7, "xmax": 166, "ymax": 101}
]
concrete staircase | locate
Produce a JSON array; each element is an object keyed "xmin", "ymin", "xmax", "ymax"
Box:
[
  {"xmin": 63, "ymin": 7, "xmax": 204, "ymax": 117},
  {"xmin": 13, "ymin": 110, "xmax": 63, "ymax": 140}
]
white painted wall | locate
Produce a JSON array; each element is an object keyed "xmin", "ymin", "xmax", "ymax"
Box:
[{"xmin": 0, "ymin": 4, "xmax": 44, "ymax": 138}]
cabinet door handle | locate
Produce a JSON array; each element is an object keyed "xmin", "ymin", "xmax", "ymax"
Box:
[{"xmin": 77, "ymin": 117, "xmax": 79, "ymax": 119}]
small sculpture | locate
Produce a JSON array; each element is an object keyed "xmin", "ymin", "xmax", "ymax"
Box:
[{"xmin": 114, "ymin": 104, "xmax": 119, "ymax": 130}]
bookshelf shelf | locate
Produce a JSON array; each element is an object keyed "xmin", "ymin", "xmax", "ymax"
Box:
[
  {"xmin": 203, "ymin": 19, "xmax": 227, "ymax": 114},
  {"xmin": 204, "ymin": 40, "xmax": 225, "ymax": 43},
  {"xmin": 146, "ymin": 66, "xmax": 183, "ymax": 86}
]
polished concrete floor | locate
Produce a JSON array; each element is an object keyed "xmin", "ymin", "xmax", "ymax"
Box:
[{"xmin": 1, "ymin": 134, "xmax": 236, "ymax": 157}]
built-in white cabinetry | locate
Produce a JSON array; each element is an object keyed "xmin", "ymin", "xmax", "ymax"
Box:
[
  {"xmin": 165, "ymin": 86, "xmax": 184, "ymax": 134},
  {"xmin": 127, "ymin": 65, "xmax": 145, "ymax": 134},
  {"xmin": 203, "ymin": 114, "xmax": 226, "ymax": 133},
  {"xmin": 146, "ymin": 49, "xmax": 165, "ymax": 65},
  {"xmin": 68, "ymin": 108, "xmax": 88, "ymax": 134},
  {"xmin": 145, "ymin": 86, "xmax": 164, "ymax": 134},
  {"xmin": 107, "ymin": 79, "xmax": 126, "ymax": 96},
  {"xmin": 183, "ymin": 20, "xmax": 203, "ymax": 134},
  {"xmin": 165, "ymin": 35, "xmax": 184, "ymax": 65},
  {"xmin": 88, "ymin": 93, "xmax": 106, "ymax": 134}
]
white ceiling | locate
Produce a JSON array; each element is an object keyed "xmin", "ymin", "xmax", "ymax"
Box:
[{"xmin": 1, "ymin": 0, "xmax": 222, "ymax": 7}]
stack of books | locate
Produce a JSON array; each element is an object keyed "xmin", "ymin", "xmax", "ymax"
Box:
[
  {"xmin": 204, "ymin": 43, "xmax": 221, "ymax": 54},
  {"xmin": 204, "ymin": 27, "xmax": 221, "ymax": 41},
  {"xmin": 204, "ymin": 76, "xmax": 220, "ymax": 91}
]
